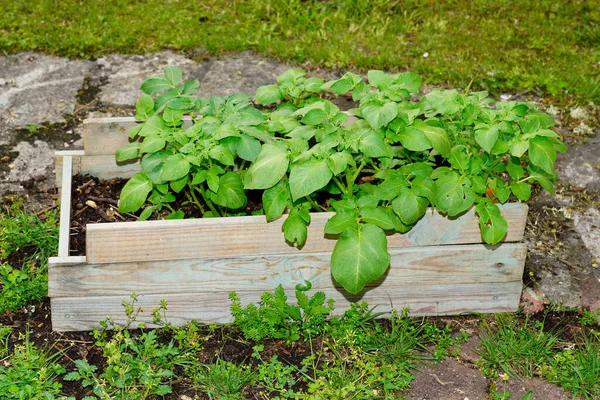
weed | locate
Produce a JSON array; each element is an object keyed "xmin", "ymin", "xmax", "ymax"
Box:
[
  {"xmin": 64, "ymin": 296, "xmax": 185, "ymax": 399},
  {"xmin": 0, "ymin": 328, "xmax": 70, "ymax": 400},
  {"xmin": 477, "ymin": 314, "xmax": 559, "ymax": 378},
  {"xmin": 185, "ymin": 358, "xmax": 255, "ymax": 400},
  {"xmin": 541, "ymin": 335, "xmax": 600, "ymax": 399},
  {"xmin": 580, "ymin": 308, "xmax": 600, "ymax": 327}
]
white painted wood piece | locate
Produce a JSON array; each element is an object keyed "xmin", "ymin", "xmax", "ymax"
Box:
[{"xmin": 58, "ymin": 156, "xmax": 73, "ymax": 257}]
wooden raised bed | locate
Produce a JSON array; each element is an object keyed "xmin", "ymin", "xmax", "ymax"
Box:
[{"xmin": 49, "ymin": 117, "xmax": 529, "ymax": 332}]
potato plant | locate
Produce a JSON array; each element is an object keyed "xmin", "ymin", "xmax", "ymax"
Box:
[{"xmin": 116, "ymin": 67, "xmax": 565, "ymax": 294}]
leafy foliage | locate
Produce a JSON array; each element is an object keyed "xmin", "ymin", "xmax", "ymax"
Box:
[
  {"xmin": 118, "ymin": 67, "xmax": 565, "ymax": 294},
  {"xmin": 229, "ymin": 284, "xmax": 334, "ymax": 342}
]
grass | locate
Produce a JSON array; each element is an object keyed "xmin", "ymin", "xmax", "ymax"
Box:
[
  {"xmin": 0, "ymin": 200, "xmax": 58, "ymax": 313},
  {"xmin": 1, "ymin": 0, "xmax": 599, "ymax": 103}
]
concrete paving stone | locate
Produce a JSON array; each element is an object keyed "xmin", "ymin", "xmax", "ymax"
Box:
[
  {"xmin": 0, "ymin": 140, "xmax": 54, "ymax": 193},
  {"xmin": 0, "ymin": 52, "xmax": 92, "ymax": 126},
  {"xmin": 557, "ymin": 132, "xmax": 600, "ymax": 192}
]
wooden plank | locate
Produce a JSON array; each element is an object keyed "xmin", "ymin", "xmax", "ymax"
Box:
[
  {"xmin": 86, "ymin": 203, "xmax": 528, "ymax": 264},
  {"xmin": 56, "ymin": 153, "xmax": 140, "ymax": 186},
  {"xmin": 58, "ymin": 156, "xmax": 73, "ymax": 257},
  {"xmin": 49, "ymin": 243, "xmax": 525, "ymax": 297},
  {"xmin": 55, "ymin": 151, "xmax": 84, "ymax": 188},
  {"xmin": 51, "ymin": 281, "xmax": 523, "ymax": 331},
  {"xmin": 84, "ymin": 117, "xmax": 192, "ymax": 156}
]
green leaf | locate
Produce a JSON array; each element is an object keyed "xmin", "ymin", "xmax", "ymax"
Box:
[
  {"xmin": 475, "ymin": 125, "xmax": 500, "ymax": 153},
  {"xmin": 357, "ymin": 194, "xmax": 379, "ymax": 209},
  {"xmin": 448, "ymin": 146, "xmax": 469, "ymax": 172},
  {"xmin": 139, "ymin": 206, "xmax": 154, "ymax": 221},
  {"xmin": 495, "ymin": 180, "xmax": 511, "ymax": 203},
  {"xmin": 140, "ymin": 135, "xmax": 166, "ymax": 154},
  {"xmin": 398, "ymin": 126, "xmax": 432, "ymax": 152},
  {"xmin": 209, "ymin": 144, "xmax": 235, "ymax": 166},
  {"xmin": 373, "ymin": 173, "xmax": 406, "ymax": 201},
  {"xmin": 289, "ymin": 159, "xmax": 333, "ymax": 202},
  {"xmin": 357, "ymin": 129, "xmax": 393, "ymax": 158},
  {"xmin": 330, "ymin": 224, "xmax": 391, "ymax": 295},
  {"xmin": 166, "ymin": 210, "xmax": 185, "ymax": 220},
  {"xmin": 136, "ymin": 94, "xmax": 154, "ymax": 120},
  {"xmin": 140, "ymin": 77, "xmax": 170, "ymax": 94},
  {"xmin": 214, "ymin": 123, "xmax": 240, "ymax": 140},
  {"xmin": 425, "ymin": 90, "xmax": 461, "ymax": 115},
  {"xmin": 213, "ymin": 172, "xmax": 247, "ymax": 209},
  {"xmin": 367, "ymin": 70, "xmax": 394, "ymax": 90},
  {"xmin": 510, "ymin": 181, "xmax": 531, "ymax": 201},
  {"xmin": 182, "ymin": 79, "xmax": 200, "ymax": 95},
  {"xmin": 115, "ymin": 142, "xmax": 140, "ymax": 162},
  {"xmin": 301, "ymin": 109, "xmax": 327, "ymax": 126},
  {"xmin": 362, "ymin": 101, "xmax": 398, "ymax": 129},
  {"xmin": 330, "ymin": 78, "xmax": 354, "ymax": 94},
  {"xmin": 304, "ymin": 77, "xmax": 325, "ymax": 93},
  {"xmin": 396, "ymin": 72, "xmax": 422, "ymax": 94},
  {"xmin": 255, "ymin": 85, "xmax": 284, "ymax": 104},
  {"xmin": 392, "ymin": 190, "xmax": 428, "ymax": 225},
  {"xmin": 164, "ymin": 66, "xmax": 182, "ymax": 86},
  {"xmin": 263, "ymin": 180, "xmax": 291, "ymax": 221},
  {"xmin": 139, "ymin": 115, "xmax": 168, "ymax": 137},
  {"xmin": 509, "ymin": 138, "xmax": 529, "ymax": 157},
  {"xmin": 475, "ymin": 200, "xmax": 508, "ymax": 245},
  {"xmin": 282, "ymin": 209, "xmax": 309, "ymax": 247},
  {"xmin": 435, "ymin": 171, "xmax": 475, "ymax": 216},
  {"xmin": 163, "ymin": 107, "xmax": 183, "ymax": 126},
  {"xmin": 128, "ymin": 124, "xmax": 143, "ymax": 139},
  {"xmin": 507, "ymin": 157, "xmax": 525, "ymax": 180},
  {"xmin": 161, "ymin": 154, "xmax": 191, "ymax": 181},
  {"xmin": 324, "ymin": 210, "xmax": 358, "ymax": 234},
  {"xmin": 360, "ymin": 206, "xmax": 395, "ymax": 230},
  {"xmin": 141, "ymin": 150, "xmax": 170, "ymax": 184},
  {"xmin": 170, "ymin": 175, "xmax": 188, "ymax": 193},
  {"xmin": 230, "ymin": 134, "xmax": 262, "ymax": 162},
  {"xmin": 412, "ymin": 177, "xmax": 436, "ymax": 203},
  {"xmin": 119, "ymin": 173, "xmax": 152, "ymax": 213},
  {"xmin": 527, "ymin": 165, "xmax": 556, "ymax": 194},
  {"xmin": 528, "ymin": 136, "xmax": 557, "ymax": 174},
  {"xmin": 414, "ymin": 120, "xmax": 451, "ymax": 157},
  {"xmin": 207, "ymin": 170, "xmax": 220, "ymax": 193},
  {"xmin": 244, "ymin": 143, "xmax": 289, "ymax": 190}
]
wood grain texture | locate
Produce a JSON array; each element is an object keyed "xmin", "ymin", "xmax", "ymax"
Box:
[
  {"xmin": 49, "ymin": 243, "xmax": 526, "ymax": 297},
  {"xmin": 58, "ymin": 156, "xmax": 73, "ymax": 257},
  {"xmin": 56, "ymin": 153, "xmax": 140, "ymax": 187},
  {"xmin": 55, "ymin": 151, "xmax": 84, "ymax": 188},
  {"xmin": 86, "ymin": 203, "xmax": 528, "ymax": 264},
  {"xmin": 83, "ymin": 117, "xmax": 191, "ymax": 156},
  {"xmin": 51, "ymin": 281, "xmax": 523, "ymax": 331}
]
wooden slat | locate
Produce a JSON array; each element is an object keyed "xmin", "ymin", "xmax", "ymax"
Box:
[
  {"xmin": 51, "ymin": 281, "xmax": 523, "ymax": 331},
  {"xmin": 58, "ymin": 156, "xmax": 73, "ymax": 257},
  {"xmin": 49, "ymin": 243, "xmax": 526, "ymax": 297},
  {"xmin": 84, "ymin": 117, "xmax": 192, "ymax": 156},
  {"xmin": 86, "ymin": 203, "xmax": 528, "ymax": 264},
  {"xmin": 56, "ymin": 153, "xmax": 141, "ymax": 186},
  {"xmin": 55, "ymin": 151, "xmax": 84, "ymax": 188}
]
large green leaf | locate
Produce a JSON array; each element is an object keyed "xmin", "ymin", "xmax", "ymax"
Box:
[
  {"xmin": 164, "ymin": 66, "xmax": 182, "ymax": 86},
  {"xmin": 230, "ymin": 134, "xmax": 262, "ymax": 162},
  {"xmin": 510, "ymin": 181, "xmax": 531, "ymax": 201},
  {"xmin": 244, "ymin": 143, "xmax": 289, "ymax": 189},
  {"xmin": 373, "ymin": 172, "xmax": 407, "ymax": 201},
  {"xmin": 119, "ymin": 173, "xmax": 153, "ymax": 213},
  {"xmin": 424, "ymin": 90, "xmax": 461, "ymax": 115},
  {"xmin": 527, "ymin": 165, "xmax": 556, "ymax": 194},
  {"xmin": 392, "ymin": 190, "xmax": 428, "ymax": 225},
  {"xmin": 213, "ymin": 172, "xmax": 247, "ymax": 209},
  {"xmin": 324, "ymin": 210, "xmax": 358, "ymax": 235},
  {"xmin": 413, "ymin": 120, "xmax": 451, "ymax": 157},
  {"xmin": 528, "ymin": 136, "xmax": 557, "ymax": 174},
  {"xmin": 140, "ymin": 135, "xmax": 166, "ymax": 154},
  {"xmin": 115, "ymin": 142, "xmax": 140, "ymax": 162},
  {"xmin": 397, "ymin": 126, "xmax": 432, "ymax": 152},
  {"xmin": 357, "ymin": 129, "xmax": 393, "ymax": 158},
  {"xmin": 475, "ymin": 200, "xmax": 508, "ymax": 245},
  {"xmin": 282, "ymin": 207, "xmax": 310, "ymax": 247},
  {"xmin": 139, "ymin": 115, "xmax": 168, "ymax": 137},
  {"xmin": 255, "ymin": 85, "xmax": 284, "ymax": 104},
  {"xmin": 474, "ymin": 125, "xmax": 500, "ymax": 153},
  {"xmin": 360, "ymin": 206, "xmax": 395, "ymax": 230},
  {"xmin": 289, "ymin": 159, "xmax": 333, "ymax": 202},
  {"xmin": 262, "ymin": 180, "xmax": 291, "ymax": 221},
  {"xmin": 140, "ymin": 77, "xmax": 170, "ymax": 94},
  {"xmin": 331, "ymin": 224, "xmax": 391, "ymax": 295},
  {"xmin": 135, "ymin": 94, "xmax": 154, "ymax": 120},
  {"xmin": 361, "ymin": 101, "xmax": 398, "ymax": 129},
  {"xmin": 434, "ymin": 171, "xmax": 475, "ymax": 216},
  {"xmin": 161, "ymin": 154, "xmax": 191, "ymax": 181}
]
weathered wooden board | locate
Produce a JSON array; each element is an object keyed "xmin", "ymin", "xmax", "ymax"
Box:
[
  {"xmin": 51, "ymin": 281, "xmax": 523, "ymax": 332},
  {"xmin": 86, "ymin": 203, "xmax": 528, "ymax": 264},
  {"xmin": 49, "ymin": 243, "xmax": 526, "ymax": 297},
  {"xmin": 58, "ymin": 156, "xmax": 73, "ymax": 257},
  {"xmin": 83, "ymin": 117, "xmax": 192, "ymax": 156}
]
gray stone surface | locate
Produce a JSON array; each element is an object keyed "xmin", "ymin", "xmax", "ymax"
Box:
[
  {"xmin": 574, "ymin": 207, "xmax": 600, "ymax": 261},
  {"xmin": 0, "ymin": 52, "xmax": 92, "ymax": 126},
  {"xmin": 556, "ymin": 129, "xmax": 600, "ymax": 192}
]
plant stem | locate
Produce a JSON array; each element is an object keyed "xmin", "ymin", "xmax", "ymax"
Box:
[
  {"xmin": 347, "ymin": 161, "xmax": 367, "ymax": 194},
  {"xmin": 304, "ymin": 196, "xmax": 322, "ymax": 212},
  {"xmin": 195, "ymin": 185, "xmax": 222, "ymax": 217},
  {"xmin": 332, "ymin": 177, "xmax": 347, "ymax": 194},
  {"xmin": 186, "ymin": 186, "xmax": 205, "ymax": 214}
]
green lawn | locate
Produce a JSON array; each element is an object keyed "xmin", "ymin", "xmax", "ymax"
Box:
[{"xmin": 1, "ymin": 1, "xmax": 599, "ymax": 103}]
